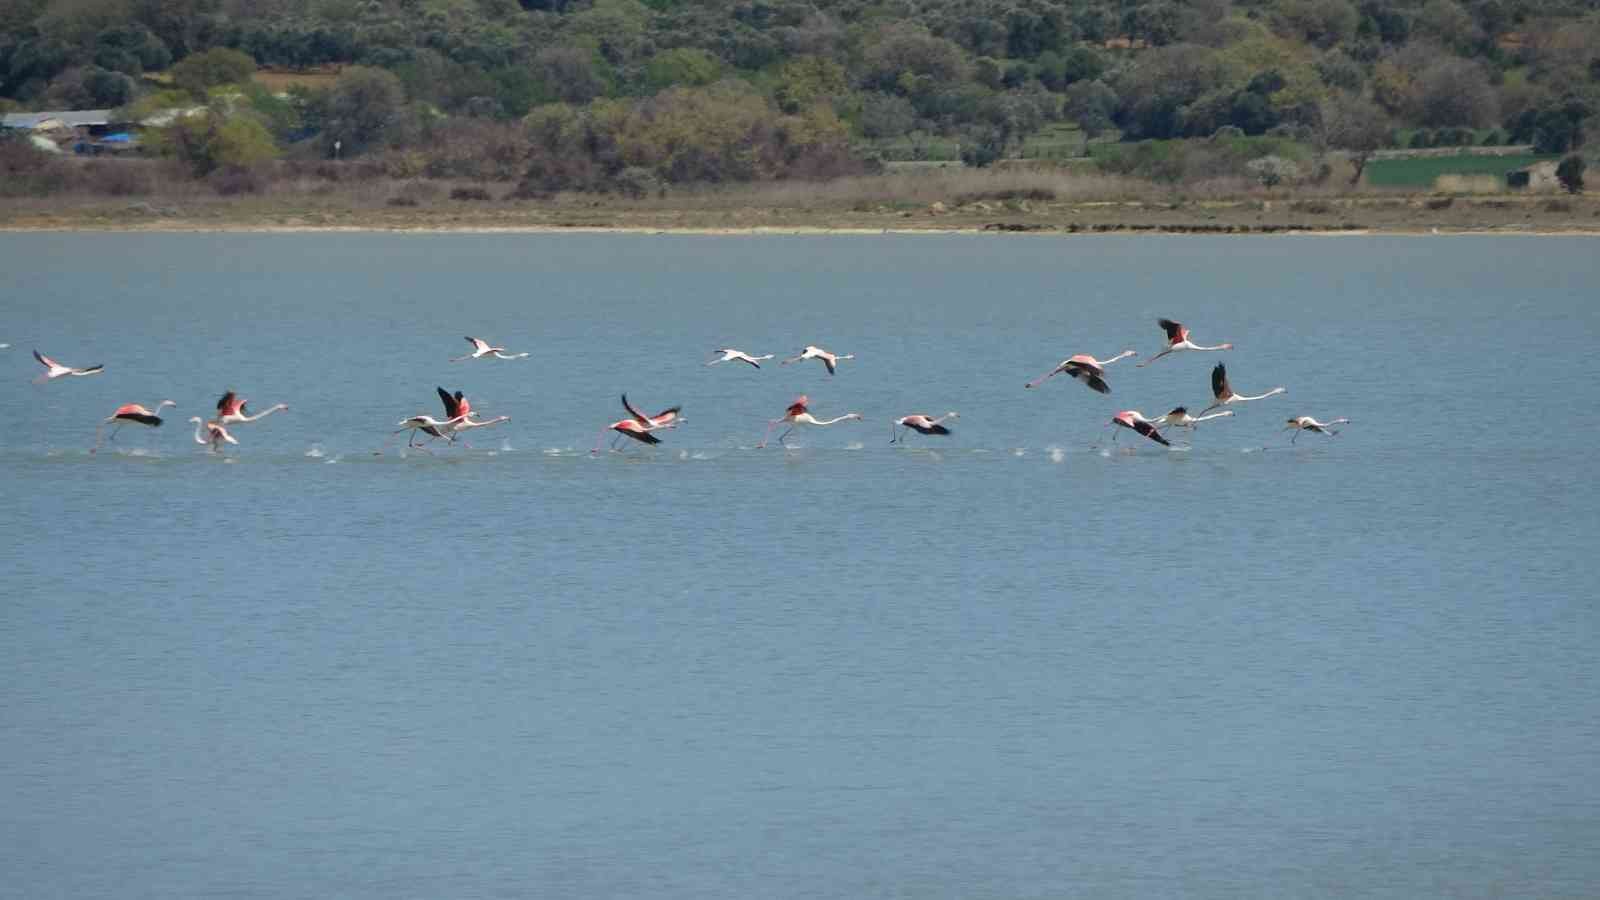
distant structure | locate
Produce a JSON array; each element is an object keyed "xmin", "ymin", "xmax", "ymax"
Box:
[{"xmin": 1506, "ymin": 160, "xmax": 1561, "ymax": 191}]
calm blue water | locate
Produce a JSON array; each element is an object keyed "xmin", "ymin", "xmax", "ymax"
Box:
[{"xmin": 2, "ymin": 233, "xmax": 1597, "ymax": 899}]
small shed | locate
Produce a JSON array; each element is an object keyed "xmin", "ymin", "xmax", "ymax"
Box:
[{"xmin": 1506, "ymin": 160, "xmax": 1560, "ymax": 191}]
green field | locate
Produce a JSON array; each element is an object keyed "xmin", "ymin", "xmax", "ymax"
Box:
[{"xmin": 1364, "ymin": 153, "xmax": 1553, "ymax": 187}]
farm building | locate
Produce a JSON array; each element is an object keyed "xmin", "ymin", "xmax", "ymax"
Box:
[
  {"xmin": 1506, "ymin": 161, "xmax": 1561, "ymax": 191},
  {"xmin": 1, "ymin": 109, "xmax": 143, "ymax": 154}
]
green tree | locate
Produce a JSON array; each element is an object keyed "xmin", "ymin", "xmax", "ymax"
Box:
[
  {"xmin": 170, "ymin": 47, "xmax": 256, "ymax": 98},
  {"xmin": 773, "ymin": 56, "xmax": 846, "ymax": 114},
  {"xmin": 324, "ymin": 65, "xmax": 404, "ymax": 154},
  {"xmin": 643, "ymin": 48, "xmax": 720, "ymax": 92},
  {"xmin": 151, "ymin": 109, "xmax": 279, "ymax": 175}
]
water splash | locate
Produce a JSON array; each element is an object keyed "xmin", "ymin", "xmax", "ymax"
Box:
[
  {"xmin": 1048, "ymin": 447, "xmax": 1066, "ymax": 464},
  {"xmin": 305, "ymin": 444, "xmax": 325, "ymax": 458}
]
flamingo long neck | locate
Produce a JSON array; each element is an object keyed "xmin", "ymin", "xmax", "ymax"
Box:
[
  {"xmin": 1189, "ymin": 341, "xmax": 1230, "ymax": 351},
  {"xmin": 930, "ymin": 413, "xmax": 958, "ymax": 426},
  {"xmin": 236, "ymin": 404, "xmax": 286, "ymax": 423},
  {"xmin": 1103, "ymin": 350, "xmax": 1136, "ymax": 365},
  {"xmin": 1193, "ymin": 411, "xmax": 1232, "ymax": 422},
  {"xmin": 1236, "ymin": 388, "xmax": 1285, "ymax": 401},
  {"xmin": 191, "ymin": 420, "xmax": 209, "ymax": 444},
  {"xmin": 812, "ymin": 414, "xmax": 857, "ymax": 426}
]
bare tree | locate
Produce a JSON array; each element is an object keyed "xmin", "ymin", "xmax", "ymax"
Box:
[{"xmin": 1315, "ymin": 92, "xmax": 1391, "ymax": 185}]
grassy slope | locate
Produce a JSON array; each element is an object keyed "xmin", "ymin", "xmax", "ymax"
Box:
[{"xmin": 1364, "ymin": 153, "xmax": 1556, "ymax": 187}]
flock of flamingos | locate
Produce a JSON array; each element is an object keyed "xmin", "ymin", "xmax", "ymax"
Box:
[{"xmin": 28, "ymin": 321, "xmax": 1349, "ymax": 455}]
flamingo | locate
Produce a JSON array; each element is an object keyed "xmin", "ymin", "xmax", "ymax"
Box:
[
  {"xmin": 394, "ymin": 414, "xmax": 466, "ymax": 448},
  {"xmin": 891, "ymin": 412, "xmax": 959, "ymax": 443},
  {"xmin": 782, "ymin": 345, "xmax": 854, "ymax": 375},
  {"xmin": 1148, "ymin": 406, "xmax": 1234, "ymax": 431},
  {"xmin": 1284, "ymin": 416, "xmax": 1349, "ymax": 443},
  {"xmin": 189, "ymin": 417, "xmax": 237, "ymax": 452},
  {"xmin": 758, "ymin": 395, "xmax": 863, "ymax": 448},
  {"xmin": 33, "ymin": 349, "xmax": 103, "ymax": 382},
  {"xmin": 1109, "ymin": 410, "xmax": 1172, "ymax": 447},
  {"xmin": 1136, "ymin": 320, "xmax": 1233, "ymax": 367},
  {"xmin": 1200, "ymin": 363, "xmax": 1285, "ymax": 415},
  {"xmin": 94, "ymin": 400, "xmax": 176, "ymax": 450},
  {"xmin": 216, "ymin": 391, "xmax": 289, "ymax": 426},
  {"xmin": 1025, "ymin": 350, "xmax": 1136, "ymax": 391},
  {"xmin": 707, "ymin": 348, "xmax": 774, "ymax": 368},
  {"xmin": 452, "ymin": 336, "xmax": 529, "ymax": 361},
  {"xmin": 593, "ymin": 394, "xmax": 681, "ymax": 453}
]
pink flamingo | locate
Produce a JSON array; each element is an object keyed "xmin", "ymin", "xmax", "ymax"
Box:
[
  {"xmin": 93, "ymin": 400, "xmax": 176, "ymax": 450},
  {"xmin": 1200, "ymin": 363, "xmax": 1285, "ymax": 415},
  {"xmin": 189, "ymin": 417, "xmax": 237, "ymax": 452},
  {"xmin": 1148, "ymin": 406, "xmax": 1234, "ymax": 431},
  {"xmin": 594, "ymin": 394, "xmax": 681, "ymax": 453},
  {"xmin": 1026, "ymin": 350, "xmax": 1136, "ymax": 392},
  {"xmin": 33, "ymin": 349, "xmax": 102, "ymax": 382},
  {"xmin": 452, "ymin": 336, "xmax": 529, "ymax": 361},
  {"xmin": 216, "ymin": 391, "xmax": 289, "ymax": 426},
  {"xmin": 782, "ymin": 345, "xmax": 854, "ymax": 375},
  {"xmin": 891, "ymin": 412, "xmax": 959, "ymax": 443},
  {"xmin": 1109, "ymin": 410, "xmax": 1171, "ymax": 447},
  {"xmin": 758, "ymin": 395, "xmax": 862, "ymax": 448},
  {"xmin": 1136, "ymin": 319, "xmax": 1232, "ymax": 367},
  {"xmin": 1284, "ymin": 416, "xmax": 1349, "ymax": 443}
]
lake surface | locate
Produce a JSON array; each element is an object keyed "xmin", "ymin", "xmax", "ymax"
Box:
[{"xmin": 2, "ymin": 232, "xmax": 1596, "ymax": 899}]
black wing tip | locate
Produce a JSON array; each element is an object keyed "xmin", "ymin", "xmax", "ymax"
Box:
[
  {"xmin": 1089, "ymin": 378, "xmax": 1110, "ymax": 394},
  {"xmin": 928, "ymin": 424, "xmax": 951, "ymax": 435}
]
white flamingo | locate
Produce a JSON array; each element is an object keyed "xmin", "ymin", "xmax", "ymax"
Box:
[
  {"xmin": 94, "ymin": 400, "xmax": 176, "ymax": 450},
  {"xmin": 1148, "ymin": 406, "xmax": 1234, "ymax": 431},
  {"xmin": 33, "ymin": 349, "xmax": 103, "ymax": 382},
  {"xmin": 1109, "ymin": 410, "xmax": 1171, "ymax": 447},
  {"xmin": 443, "ymin": 414, "xmax": 511, "ymax": 447},
  {"xmin": 452, "ymin": 336, "xmax": 529, "ymax": 361},
  {"xmin": 891, "ymin": 412, "xmax": 959, "ymax": 443},
  {"xmin": 707, "ymin": 348, "xmax": 774, "ymax": 368},
  {"xmin": 394, "ymin": 414, "xmax": 466, "ymax": 448},
  {"xmin": 1200, "ymin": 363, "xmax": 1285, "ymax": 415},
  {"xmin": 1026, "ymin": 350, "xmax": 1136, "ymax": 391},
  {"xmin": 782, "ymin": 345, "xmax": 854, "ymax": 375},
  {"xmin": 1284, "ymin": 416, "xmax": 1349, "ymax": 443},
  {"xmin": 189, "ymin": 417, "xmax": 237, "ymax": 452},
  {"xmin": 1137, "ymin": 319, "xmax": 1233, "ymax": 367},
  {"xmin": 216, "ymin": 391, "xmax": 289, "ymax": 426},
  {"xmin": 758, "ymin": 396, "xmax": 862, "ymax": 448}
]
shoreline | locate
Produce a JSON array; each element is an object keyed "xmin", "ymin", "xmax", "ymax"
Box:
[{"xmin": 4, "ymin": 221, "xmax": 1598, "ymax": 236}]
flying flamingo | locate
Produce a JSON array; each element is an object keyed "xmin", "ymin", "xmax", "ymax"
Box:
[
  {"xmin": 1136, "ymin": 320, "xmax": 1233, "ymax": 367},
  {"xmin": 1200, "ymin": 363, "xmax": 1285, "ymax": 415},
  {"xmin": 1148, "ymin": 406, "xmax": 1234, "ymax": 431},
  {"xmin": 93, "ymin": 400, "xmax": 176, "ymax": 450},
  {"xmin": 891, "ymin": 412, "xmax": 959, "ymax": 443},
  {"xmin": 1025, "ymin": 350, "xmax": 1136, "ymax": 391},
  {"xmin": 782, "ymin": 345, "xmax": 854, "ymax": 375},
  {"xmin": 707, "ymin": 348, "xmax": 774, "ymax": 368},
  {"xmin": 452, "ymin": 336, "xmax": 529, "ymax": 361},
  {"xmin": 33, "ymin": 349, "xmax": 103, "ymax": 382},
  {"xmin": 1109, "ymin": 410, "xmax": 1171, "ymax": 447},
  {"xmin": 593, "ymin": 394, "xmax": 681, "ymax": 453},
  {"xmin": 189, "ymin": 417, "xmax": 237, "ymax": 452},
  {"xmin": 1284, "ymin": 416, "xmax": 1349, "ymax": 443},
  {"xmin": 444, "ymin": 414, "xmax": 511, "ymax": 446},
  {"xmin": 758, "ymin": 395, "xmax": 863, "ymax": 448},
  {"xmin": 216, "ymin": 391, "xmax": 289, "ymax": 426}
]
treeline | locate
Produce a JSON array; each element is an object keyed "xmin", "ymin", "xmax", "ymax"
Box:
[{"xmin": 2, "ymin": 0, "xmax": 1597, "ymax": 191}]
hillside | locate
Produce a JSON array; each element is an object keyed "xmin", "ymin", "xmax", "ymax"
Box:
[{"xmin": 2, "ymin": 0, "xmax": 1596, "ymax": 194}]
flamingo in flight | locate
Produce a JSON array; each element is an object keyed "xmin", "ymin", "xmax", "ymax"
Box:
[
  {"xmin": 216, "ymin": 391, "xmax": 289, "ymax": 426},
  {"xmin": 1026, "ymin": 350, "xmax": 1136, "ymax": 392},
  {"xmin": 1137, "ymin": 320, "xmax": 1233, "ymax": 367},
  {"xmin": 33, "ymin": 349, "xmax": 103, "ymax": 382},
  {"xmin": 452, "ymin": 336, "xmax": 529, "ymax": 361},
  {"xmin": 1200, "ymin": 363, "xmax": 1285, "ymax": 415},
  {"xmin": 891, "ymin": 412, "xmax": 959, "ymax": 443},
  {"xmin": 189, "ymin": 417, "xmax": 237, "ymax": 452},
  {"xmin": 782, "ymin": 345, "xmax": 854, "ymax": 375},
  {"xmin": 758, "ymin": 395, "xmax": 863, "ymax": 448},
  {"xmin": 594, "ymin": 394, "xmax": 681, "ymax": 453},
  {"xmin": 1284, "ymin": 416, "xmax": 1349, "ymax": 443},
  {"xmin": 94, "ymin": 400, "xmax": 176, "ymax": 450},
  {"xmin": 1148, "ymin": 406, "xmax": 1234, "ymax": 431},
  {"xmin": 707, "ymin": 348, "xmax": 774, "ymax": 368},
  {"xmin": 392, "ymin": 388, "xmax": 474, "ymax": 449},
  {"xmin": 1109, "ymin": 410, "xmax": 1172, "ymax": 447}
]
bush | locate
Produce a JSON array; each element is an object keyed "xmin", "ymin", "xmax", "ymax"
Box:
[
  {"xmin": 83, "ymin": 162, "xmax": 154, "ymax": 196},
  {"xmin": 450, "ymin": 185, "xmax": 493, "ymax": 201},
  {"xmin": 1557, "ymin": 155, "xmax": 1586, "ymax": 194},
  {"xmin": 0, "ymin": 137, "xmax": 71, "ymax": 197},
  {"xmin": 1481, "ymin": 129, "xmax": 1505, "ymax": 146},
  {"xmin": 209, "ymin": 167, "xmax": 265, "ymax": 195},
  {"xmin": 1409, "ymin": 129, "xmax": 1434, "ymax": 149}
]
